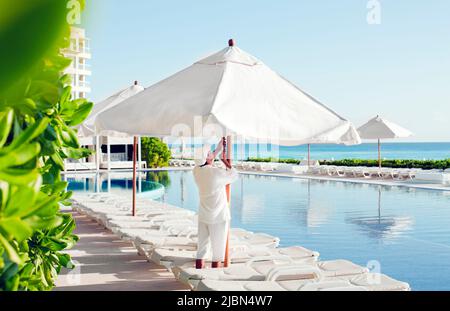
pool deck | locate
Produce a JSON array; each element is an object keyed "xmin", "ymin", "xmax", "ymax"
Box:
[
  {"xmin": 54, "ymin": 209, "xmax": 189, "ymax": 291},
  {"xmin": 239, "ymin": 171, "xmax": 450, "ymax": 192}
]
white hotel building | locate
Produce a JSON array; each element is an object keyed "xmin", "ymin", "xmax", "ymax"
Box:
[{"xmin": 63, "ymin": 27, "xmax": 141, "ymax": 171}]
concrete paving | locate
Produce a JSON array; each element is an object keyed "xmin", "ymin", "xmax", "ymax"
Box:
[{"xmin": 54, "ymin": 211, "xmax": 189, "ymax": 291}]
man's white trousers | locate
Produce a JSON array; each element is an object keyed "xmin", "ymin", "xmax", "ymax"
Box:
[{"xmin": 196, "ymin": 221, "xmax": 229, "ymax": 262}]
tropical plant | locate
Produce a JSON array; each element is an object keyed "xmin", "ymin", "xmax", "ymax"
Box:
[
  {"xmin": 247, "ymin": 157, "xmax": 301, "ymax": 164},
  {"xmin": 0, "ymin": 0, "xmax": 92, "ymax": 291},
  {"xmin": 141, "ymin": 137, "xmax": 171, "ymax": 168},
  {"xmin": 146, "ymin": 171, "xmax": 171, "ymax": 188}
]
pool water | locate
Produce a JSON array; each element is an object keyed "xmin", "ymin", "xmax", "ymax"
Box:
[{"xmin": 66, "ymin": 170, "xmax": 450, "ymax": 290}]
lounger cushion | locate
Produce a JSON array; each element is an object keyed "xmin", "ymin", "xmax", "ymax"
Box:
[
  {"xmin": 343, "ymin": 273, "xmax": 410, "ymax": 291},
  {"xmin": 317, "ymin": 260, "xmax": 368, "ymax": 277}
]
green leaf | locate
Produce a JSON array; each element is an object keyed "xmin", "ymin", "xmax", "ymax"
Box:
[
  {"xmin": 20, "ymin": 192, "xmax": 58, "ymax": 219},
  {"xmin": 50, "ymin": 152, "xmax": 65, "ymax": 170},
  {"xmin": 3, "ymin": 185, "xmax": 36, "ymax": 217},
  {"xmin": 23, "ymin": 214, "xmax": 63, "ymax": 231},
  {"xmin": 0, "ymin": 142, "xmax": 40, "ymax": 170},
  {"xmin": 59, "ymin": 124, "xmax": 79, "ymax": 148},
  {"xmin": 68, "ymin": 101, "xmax": 94, "ymax": 126},
  {"xmin": 0, "ymin": 108, "xmax": 14, "ymax": 148},
  {"xmin": 0, "ymin": 168, "xmax": 39, "ymax": 185},
  {"xmin": 15, "ymin": 98, "xmax": 37, "ymax": 115},
  {"xmin": 0, "ymin": 261, "xmax": 19, "ymax": 285},
  {"xmin": 59, "ymin": 86, "xmax": 72, "ymax": 107},
  {"xmin": 38, "ymin": 137, "xmax": 57, "ymax": 156},
  {"xmin": 41, "ymin": 237, "xmax": 68, "ymax": 251},
  {"xmin": 0, "ymin": 234, "xmax": 21, "ymax": 264},
  {"xmin": 5, "ymin": 117, "xmax": 49, "ymax": 151},
  {"xmin": 63, "ymin": 146, "xmax": 92, "ymax": 159},
  {"xmin": 0, "ymin": 180, "xmax": 9, "ymax": 209},
  {"xmin": 57, "ymin": 253, "xmax": 73, "ymax": 269},
  {"xmin": 43, "ymin": 124, "xmax": 58, "ymax": 141},
  {"xmin": 27, "ymin": 80, "xmax": 59, "ymax": 104},
  {"xmin": 59, "ymin": 74, "xmax": 72, "ymax": 85},
  {"xmin": 0, "ymin": 218, "xmax": 33, "ymax": 242}
]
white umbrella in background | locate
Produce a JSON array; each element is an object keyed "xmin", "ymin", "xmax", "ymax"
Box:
[
  {"xmin": 79, "ymin": 81, "xmax": 145, "ymax": 171},
  {"xmin": 305, "ymin": 121, "xmax": 361, "ymax": 166},
  {"xmin": 357, "ymin": 115, "xmax": 412, "ymax": 168},
  {"xmin": 79, "ymin": 81, "xmax": 145, "ymax": 137},
  {"xmin": 95, "ymin": 39, "xmax": 361, "ymax": 266}
]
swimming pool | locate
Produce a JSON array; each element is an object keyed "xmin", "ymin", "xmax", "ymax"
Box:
[{"xmin": 66, "ymin": 170, "xmax": 450, "ymax": 290}]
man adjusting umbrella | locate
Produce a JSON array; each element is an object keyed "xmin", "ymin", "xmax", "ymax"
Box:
[{"xmin": 95, "ymin": 39, "xmax": 360, "ymax": 268}]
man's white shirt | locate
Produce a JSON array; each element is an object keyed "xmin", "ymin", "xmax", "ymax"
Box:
[{"xmin": 193, "ymin": 165, "xmax": 238, "ymax": 224}]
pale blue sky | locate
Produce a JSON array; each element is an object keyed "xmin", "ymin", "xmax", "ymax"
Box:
[{"xmin": 82, "ymin": 0, "xmax": 450, "ymax": 141}]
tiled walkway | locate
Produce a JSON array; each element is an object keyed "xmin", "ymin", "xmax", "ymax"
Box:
[{"xmin": 54, "ymin": 211, "xmax": 189, "ymax": 291}]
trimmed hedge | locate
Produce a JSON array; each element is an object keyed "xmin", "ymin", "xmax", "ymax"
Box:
[
  {"xmin": 247, "ymin": 157, "xmax": 301, "ymax": 164},
  {"xmin": 320, "ymin": 159, "xmax": 450, "ymax": 170},
  {"xmin": 246, "ymin": 157, "xmax": 450, "ymax": 170}
]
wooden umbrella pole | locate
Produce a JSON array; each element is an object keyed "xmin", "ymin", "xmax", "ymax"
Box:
[
  {"xmin": 378, "ymin": 138, "xmax": 381, "ymax": 169},
  {"xmin": 132, "ymin": 136, "xmax": 137, "ymax": 216},
  {"xmin": 224, "ymin": 135, "xmax": 232, "ymax": 267},
  {"xmin": 307, "ymin": 144, "xmax": 311, "ymax": 167}
]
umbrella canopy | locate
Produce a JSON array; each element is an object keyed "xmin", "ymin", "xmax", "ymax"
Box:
[
  {"xmin": 357, "ymin": 115, "xmax": 412, "ymax": 168},
  {"xmin": 357, "ymin": 115, "xmax": 412, "ymax": 140},
  {"xmin": 95, "ymin": 40, "xmax": 360, "ymax": 146},
  {"xmin": 79, "ymin": 81, "xmax": 145, "ymax": 137}
]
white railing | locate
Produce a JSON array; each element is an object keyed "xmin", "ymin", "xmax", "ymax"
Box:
[{"xmin": 102, "ymin": 153, "xmax": 128, "ymax": 162}]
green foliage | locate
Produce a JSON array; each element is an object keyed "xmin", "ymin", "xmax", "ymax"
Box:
[
  {"xmin": 141, "ymin": 137, "xmax": 171, "ymax": 168},
  {"xmin": 0, "ymin": 1, "xmax": 92, "ymax": 290},
  {"xmin": 247, "ymin": 157, "xmax": 450, "ymax": 170},
  {"xmin": 247, "ymin": 157, "xmax": 301, "ymax": 164},
  {"xmin": 320, "ymin": 159, "xmax": 450, "ymax": 170},
  {"xmin": 0, "ymin": 0, "xmax": 68, "ymax": 94},
  {"xmin": 146, "ymin": 171, "xmax": 171, "ymax": 188}
]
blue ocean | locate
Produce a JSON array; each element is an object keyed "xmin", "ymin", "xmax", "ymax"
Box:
[
  {"xmin": 171, "ymin": 142, "xmax": 450, "ymax": 161},
  {"xmin": 243, "ymin": 142, "xmax": 450, "ymax": 161}
]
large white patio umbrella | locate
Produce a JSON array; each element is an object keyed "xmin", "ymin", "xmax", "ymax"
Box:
[
  {"xmin": 95, "ymin": 39, "xmax": 361, "ymax": 265},
  {"xmin": 357, "ymin": 115, "xmax": 412, "ymax": 168},
  {"xmin": 78, "ymin": 81, "xmax": 145, "ymax": 171}
]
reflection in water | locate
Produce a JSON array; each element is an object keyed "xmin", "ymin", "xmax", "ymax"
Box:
[
  {"xmin": 305, "ymin": 179, "xmax": 332, "ymax": 227},
  {"xmin": 346, "ymin": 186, "xmax": 414, "ymax": 241},
  {"xmin": 236, "ymin": 176, "xmax": 332, "ymax": 228},
  {"xmin": 65, "ymin": 171, "xmax": 167, "ymax": 200}
]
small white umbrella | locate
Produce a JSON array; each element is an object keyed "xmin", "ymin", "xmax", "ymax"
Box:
[
  {"xmin": 95, "ymin": 39, "xmax": 361, "ymax": 266},
  {"xmin": 79, "ymin": 81, "xmax": 144, "ymax": 173},
  {"xmin": 79, "ymin": 81, "xmax": 145, "ymax": 137},
  {"xmin": 305, "ymin": 122, "xmax": 362, "ymax": 166},
  {"xmin": 357, "ymin": 115, "xmax": 412, "ymax": 168}
]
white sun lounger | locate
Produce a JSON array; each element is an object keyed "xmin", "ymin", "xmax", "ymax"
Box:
[
  {"xmin": 196, "ymin": 272, "xmax": 410, "ymax": 291},
  {"xmin": 177, "ymin": 258, "xmax": 368, "ymax": 289},
  {"xmin": 151, "ymin": 245, "xmax": 319, "ymax": 271},
  {"xmin": 77, "ymin": 200, "xmax": 194, "ymax": 223},
  {"xmin": 132, "ymin": 230, "xmax": 280, "ymax": 253}
]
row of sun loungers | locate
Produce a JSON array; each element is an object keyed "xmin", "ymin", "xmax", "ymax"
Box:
[
  {"xmin": 309, "ymin": 165, "xmax": 418, "ymax": 180},
  {"xmin": 71, "ymin": 192, "xmax": 410, "ymax": 291},
  {"xmin": 169, "ymin": 159, "xmax": 195, "ymax": 167},
  {"xmin": 236, "ymin": 161, "xmax": 425, "ymax": 181},
  {"xmin": 169, "ymin": 159, "xmax": 449, "ymax": 185}
]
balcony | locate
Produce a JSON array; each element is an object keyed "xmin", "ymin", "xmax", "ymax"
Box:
[
  {"xmin": 66, "ymin": 62, "xmax": 91, "ymax": 74},
  {"xmin": 73, "ymin": 80, "xmax": 91, "ymax": 93},
  {"xmin": 63, "ymin": 38, "xmax": 91, "ymax": 56}
]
